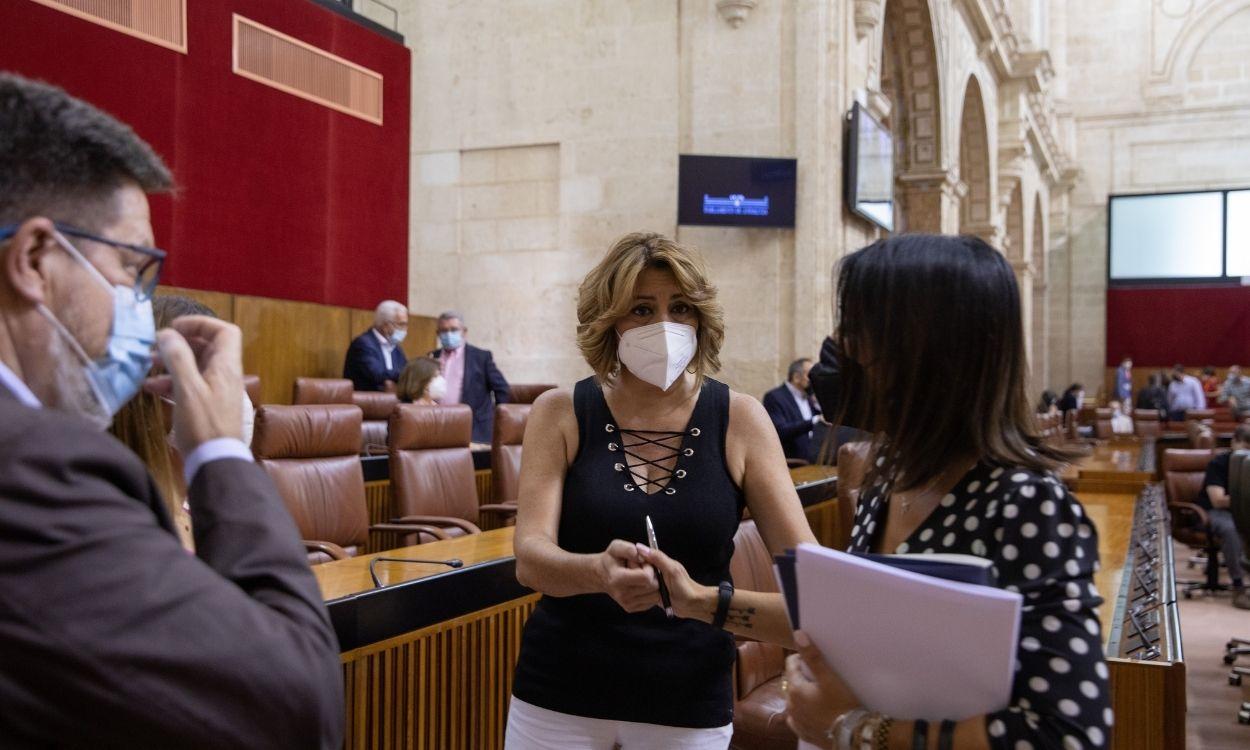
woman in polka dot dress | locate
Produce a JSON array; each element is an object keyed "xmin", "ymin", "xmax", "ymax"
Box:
[{"xmin": 784, "ymin": 234, "xmax": 1112, "ymax": 750}]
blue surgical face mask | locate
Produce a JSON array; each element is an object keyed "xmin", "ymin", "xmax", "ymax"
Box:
[
  {"xmin": 38, "ymin": 232, "xmax": 156, "ymax": 423},
  {"xmin": 439, "ymin": 330, "xmax": 463, "ymax": 350},
  {"xmin": 389, "ymin": 328, "xmax": 407, "ymax": 346}
]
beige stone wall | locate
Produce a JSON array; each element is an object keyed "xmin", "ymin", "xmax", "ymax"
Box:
[
  {"xmin": 1053, "ymin": 0, "xmax": 1250, "ymax": 396},
  {"xmin": 397, "ymin": 0, "xmax": 1072, "ymax": 399}
]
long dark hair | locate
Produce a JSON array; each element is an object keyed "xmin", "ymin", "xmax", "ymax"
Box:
[{"xmin": 833, "ymin": 234, "xmax": 1079, "ymax": 491}]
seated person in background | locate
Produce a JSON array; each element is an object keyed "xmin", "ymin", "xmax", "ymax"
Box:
[
  {"xmin": 1109, "ymin": 400, "xmax": 1133, "ymax": 435},
  {"xmin": 428, "ymin": 310, "xmax": 510, "ymax": 444},
  {"xmin": 1200, "ymin": 424, "xmax": 1250, "ymax": 609},
  {"xmin": 1115, "ymin": 356, "xmax": 1133, "ymax": 403},
  {"xmin": 111, "ymin": 294, "xmax": 255, "ymax": 550},
  {"xmin": 1057, "ymin": 382, "xmax": 1083, "ymax": 413},
  {"xmin": 396, "ymin": 356, "xmax": 445, "ymax": 405},
  {"xmin": 343, "ymin": 299, "xmax": 408, "ymax": 391},
  {"xmin": 1167, "ymin": 364, "xmax": 1205, "ymax": 422},
  {"xmin": 1136, "ymin": 372, "xmax": 1168, "ymax": 418},
  {"xmin": 1037, "ymin": 389, "xmax": 1059, "ymax": 415},
  {"xmin": 762, "ymin": 357, "xmax": 824, "ymax": 464},
  {"xmin": 0, "ymin": 73, "xmax": 341, "ymax": 746},
  {"xmin": 1220, "ymin": 365, "xmax": 1250, "ymax": 420},
  {"xmin": 785, "ymin": 234, "xmax": 1108, "ymax": 749},
  {"xmin": 1201, "ymin": 366, "xmax": 1220, "ymax": 406}
]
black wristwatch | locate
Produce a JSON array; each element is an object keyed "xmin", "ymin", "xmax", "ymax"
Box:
[{"xmin": 712, "ymin": 580, "xmax": 734, "ymax": 628}]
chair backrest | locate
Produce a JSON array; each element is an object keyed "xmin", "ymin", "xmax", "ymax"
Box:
[
  {"xmin": 729, "ymin": 520, "xmax": 784, "ymax": 698},
  {"xmin": 1161, "ymin": 448, "xmax": 1216, "ymax": 506},
  {"xmin": 252, "ymin": 404, "xmax": 368, "ymax": 558},
  {"xmin": 1133, "ymin": 409, "xmax": 1160, "ymax": 438},
  {"xmin": 1186, "ymin": 408, "xmax": 1215, "ymax": 422},
  {"xmin": 508, "ymin": 384, "xmax": 557, "ymax": 405},
  {"xmin": 492, "ymin": 404, "xmax": 531, "ymax": 503},
  {"xmin": 1229, "ymin": 450, "xmax": 1250, "ymax": 535},
  {"xmin": 292, "ymin": 377, "xmax": 354, "ymax": 405},
  {"xmin": 389, "ymin": 404, "xmax": 478, "ymax": 521},
  {"xmin": 836, "ymin": 441, "xmax": 872, "ymax": 551},
  {"xmin": 1187, "ymin": 420, "xmax": 1215, "ymax": 449},
  {"xmin": 1093, "ymin": 408, "xmax": 1113, "ymax": 439},
  {"xmin": 352, "ymin": 391, "xmax": 399, "ymax": 453},
  {"xmin": 243, "ymin": 374, "xmax": 262, "ymax": 406}
]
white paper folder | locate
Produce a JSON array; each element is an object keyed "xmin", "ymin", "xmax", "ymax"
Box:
[{"xmin": 794, "ymin": 543, "xmax": 1022, "ymax": 722}]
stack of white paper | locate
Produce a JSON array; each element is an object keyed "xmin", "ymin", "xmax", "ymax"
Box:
[{"xmin": 793, "ymin": 542, "xmax": 1022, "ymax": 722}]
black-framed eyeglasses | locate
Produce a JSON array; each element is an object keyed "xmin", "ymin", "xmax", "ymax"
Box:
[{"xmin": 0, "ymin": 221, "xmax": 166, "ymax": 302}]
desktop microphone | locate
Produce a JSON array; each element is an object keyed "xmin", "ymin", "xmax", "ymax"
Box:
[{"xmin": 369, "ymin": 556, "xmax": 465, "ymax": 588}]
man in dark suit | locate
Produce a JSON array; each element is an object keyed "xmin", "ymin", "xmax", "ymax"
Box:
[
  {"xmin": 0, "ymin": 73, "xmax": 342, "ymax": 746},
  {"xmin": 762, "ymin": 357, "xmax": 824, "ymax": 463},
  {"xmin": 343, "ymin": 299, "xmax": 409, "ymax": 391},
  {"xmin": 429, "ymin": 310, "xmax": 510, "ymax": 444}
]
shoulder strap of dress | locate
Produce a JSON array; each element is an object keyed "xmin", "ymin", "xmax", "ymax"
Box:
[
  {"xmin": 698, "ymin": 378, "xmax": 731, "ymax": 449},
  {"xmin": 571, "ymin": 377, "xmax": 601, "ymax": 461}
]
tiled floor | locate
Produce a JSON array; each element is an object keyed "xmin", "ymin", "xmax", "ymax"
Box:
[{"xmin": 1174, "ymin": 543, "xmax": 1250, "ymax": 749}]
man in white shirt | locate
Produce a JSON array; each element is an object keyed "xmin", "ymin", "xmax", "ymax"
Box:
[
  {"xmin": 1167, "ymin": 364, "xmax": 1207, "ymax": 422},
  {"xmin": 761, "ymin": 358, "xmax": 824, "ymax": 463},
  {"xmin": 343, "ymin": 299, "xmax": 409, "ymax": 391},
  {"xmin": 0, "ymin": 72, "xmax": 341, "ymax": 746}
]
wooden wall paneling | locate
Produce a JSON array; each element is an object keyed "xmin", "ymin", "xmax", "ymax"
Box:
[
  {"xmin": 234, "ymin": 295, "xmax": 352, "ymax": 405},
  {"xmin": 154, "ymin": 285, "xmax": 235, "ymax": 322}
]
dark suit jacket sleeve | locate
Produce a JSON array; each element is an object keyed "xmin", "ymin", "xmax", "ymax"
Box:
[
  {"xmin": 344, "ymin": 333, "xmax": 395, "ymax": 392},
  {"xmin": 483, "ymin": 349, "xmax": 510, "ymax": 404},
  {"xmin": 0, "ymin": 413, "xmax": 343, "ymax": 748},
  {"xmin": 762, "ymin": 387, "xmax": 811, "ymax": 441}
]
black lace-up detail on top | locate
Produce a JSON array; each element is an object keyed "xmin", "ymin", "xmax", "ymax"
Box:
[{"xmin": 606, "ymin": 424, "xmax": 701, "ymax": 495}]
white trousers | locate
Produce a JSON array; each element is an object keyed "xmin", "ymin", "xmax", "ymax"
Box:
[{"xmin": 504, "ymin": 697, "xmax": 733, "ymax": 750}]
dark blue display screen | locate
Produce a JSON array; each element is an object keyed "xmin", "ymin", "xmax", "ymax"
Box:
[{"xmin": 678, "ymin": 155, "xmax": 797, "ymax": 227}]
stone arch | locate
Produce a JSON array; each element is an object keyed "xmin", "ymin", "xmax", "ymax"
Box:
[
  {"xmin": 957, "ymin": 75, "xmax": 993, "ymax": 240},
  {"xmin": 1149, "ymin": 0, "xmax": 1250, "ymax": 100},
  {"xmin": 878, "ymin": 0, "xmax": 946, "ymax": 233}
]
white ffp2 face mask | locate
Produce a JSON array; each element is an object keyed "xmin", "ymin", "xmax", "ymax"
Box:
[{"xmin": 617, "ymin": 321, "xmax": 697, "ymax": 391}]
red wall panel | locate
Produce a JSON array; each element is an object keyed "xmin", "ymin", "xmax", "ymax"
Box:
[
  {"xmin": 1106, "ymin": 286, "xmax": 1250, "ymax": 367},
  {"xmin": 0, "ymin": 0, "xmax": 410, "ymax": 309}
]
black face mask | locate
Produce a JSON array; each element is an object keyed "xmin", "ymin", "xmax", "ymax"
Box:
[{"xmin": 807, "ymin": 336, "xmax": 867, "ymax": 430}]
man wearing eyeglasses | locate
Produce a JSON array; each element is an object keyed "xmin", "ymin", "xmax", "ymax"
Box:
[{"xmin": 0, "ymin": 74, "xmax": 342, "ymax": 746}]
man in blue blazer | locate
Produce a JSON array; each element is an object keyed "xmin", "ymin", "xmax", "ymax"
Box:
[
  {"xmin": 428, "ymin": 311, "xmax": 510, "ymax": 444},
  {"xmin": 762, "ymin": 358, "xmax": 824, "ymax": 463},
  {"xmin": 343, "ymin": 300, "xmax": 409, "ymax": 392}
]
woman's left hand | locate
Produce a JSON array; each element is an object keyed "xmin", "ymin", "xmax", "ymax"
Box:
[
  {"xmin": 785, "ymin": 630, "xmax": 861, "ymax": 747},
  {"xmin": 634, "ymin": 544, "xmax": 714, "ymax": 621}
]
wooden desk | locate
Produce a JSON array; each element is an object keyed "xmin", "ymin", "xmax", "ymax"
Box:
[{"xmin": 1062, "ymin": 439, "xmax": 1154, "ymax": 494}]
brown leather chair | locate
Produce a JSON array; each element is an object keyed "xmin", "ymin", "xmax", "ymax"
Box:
[
  {"xmin": 1188, "ymin": 420, "xmax": 1216, "ymax": 449},
  {"xmin": 1186, "ymin": 408, "xmax": 1216, "ymax": 422},
  {"xmin": 353, "ymin": 391, "xmax": 398, "ymax": 454},
  {"xmin": 1163, "ymin": 447, "xmax": 1227, "ymax": 597},
  {"xmin": 492, "ymin": 403, "xmax": 531, "ymax": 505},
  {"xmin": 292, "ymin": 377, "xmax": 353, "ymax": 405},
  {"xmin": 729, "ymin": 520, "xmax": 795, "ymax": 750},
  {"xmin": 508, "ymin": 384, "xmax": 557, "ymax": 405},
  {"xmin": 253, "ymin": 404, "xmax": 446, "ymax": 563},
  {"xmin": 835, "ymin": 441, "xmax": 872, "ymax": 551},
  {"xmin": 243, "ymin": 374, "xmax": 262, "ymax": 406},
  {"xmin": 252, "ymin": 404, "xmax": 370, "ymax": 564},
  {"xmin": 388, "ymin": 404, "xmax": 517, "ymax": 543},
  {"xmin": 1093, "ymin": 408, "xmax": 1113, "ymax": 439},
  {"xmin": 1133, "ymin": 409, "xmax": 1160, "ymax": 438}
]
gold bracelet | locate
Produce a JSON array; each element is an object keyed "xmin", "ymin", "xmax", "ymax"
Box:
[{"xmin": 874, "ymin": 715, "xmax": 893, "ymax": 750}]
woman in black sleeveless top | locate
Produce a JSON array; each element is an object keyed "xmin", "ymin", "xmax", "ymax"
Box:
[{"xmin": 507, "ymin": 233, "xmax": 817, "ymax": 749}]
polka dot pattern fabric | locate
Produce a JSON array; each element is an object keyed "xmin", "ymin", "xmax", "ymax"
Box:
[{"xmin": 848, "ymin": 462, "xmax": 1113, "ymax": 749}]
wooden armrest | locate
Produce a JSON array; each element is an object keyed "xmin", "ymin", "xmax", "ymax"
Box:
[
  {"xmin": 303, "ymin": 540, "xmax": 350, "ymax": 561},
  {"xmin": 370, "ymin": 522, "xmax": 451, "ymax": 542},
  {"xmin": 786, "ymin": 458, "xmax": 810, "ymax": 468},
  {"xmin": 391, "ymin": 515, "xmax": 482, "ymax": 536},
  {"xmin": 362, "ymin": 443, "xmax": 388, "ymax": 457},
  {"xmin": 1168, "ymin": 501, "xmax": 1210, "ymax": 528},
  {"xmin": 478, "ymin": 503, "xmax": 518, "ymax": 517}
]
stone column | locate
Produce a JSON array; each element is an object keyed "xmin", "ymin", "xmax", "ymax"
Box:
[
  {"xmin": 896, "ymin": 169, "xmax": 963, "ymax": 234},
  {"xmin": 1011, "ymin": 259, "xmax": 1036, "ymax": 387}
]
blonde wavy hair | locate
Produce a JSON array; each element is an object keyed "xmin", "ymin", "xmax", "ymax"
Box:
[{"xmin": 577, "ymin": 232, "xmax": 725, "ymax": 383}]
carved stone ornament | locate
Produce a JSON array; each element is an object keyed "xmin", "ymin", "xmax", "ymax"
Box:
[
  {"xmin": 854, "ymin": 0, "xmax": 884, "ymax": 39},
  {"xmin": 716, "ymin": 0, "xmax": 757, "ymax": 28}
]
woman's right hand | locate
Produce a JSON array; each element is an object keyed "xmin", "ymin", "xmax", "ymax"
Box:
[{"xmin": 597, "ymin": 540, "xmax": 659, "ymax": 612}]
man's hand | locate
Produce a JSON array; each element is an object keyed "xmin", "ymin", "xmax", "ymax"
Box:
[{"xmin": 150, "ymin": 316, "xmax": 245, "ymax": 456}]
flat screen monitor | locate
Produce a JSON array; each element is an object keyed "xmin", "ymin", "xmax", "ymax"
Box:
[
  {"xmin": 1108, "ymin": 192, "xmax": 1224, "ymax": 281},
  {"xmin": 844, "ymin": 101, "xmax": 894, "ymax": 231},
  {"xmin": 677, "ymin": 155, "xmax": 797, "ymax": 228}
]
